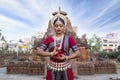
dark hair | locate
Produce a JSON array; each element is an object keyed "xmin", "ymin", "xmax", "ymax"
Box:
[{"xmin": 53, "ymin": 17, "xmax": 65, "ymax": 25}]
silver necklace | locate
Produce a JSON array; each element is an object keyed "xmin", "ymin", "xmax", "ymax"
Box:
[{"xmin": 53, "ymin": 34, "xmax": 64, "ymax": 50}]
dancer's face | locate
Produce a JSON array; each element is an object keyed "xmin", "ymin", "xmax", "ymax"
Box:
[{"xmin": 54, "ymin": 21, "xmax": 65, "ymax": 35}]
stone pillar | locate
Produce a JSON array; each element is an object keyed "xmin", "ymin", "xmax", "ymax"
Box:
[{"xmin": 86, "ymin": 49, "xmax": 91, "ymax": 61}]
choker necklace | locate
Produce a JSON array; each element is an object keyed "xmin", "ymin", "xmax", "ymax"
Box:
[{"xmin": 53, "ymin": 34, "xmax": 64, "ymax": 50}]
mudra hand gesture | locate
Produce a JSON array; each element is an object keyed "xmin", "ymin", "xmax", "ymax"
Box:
[
  {"xmin": 52, "ymin": 47, "xmax": 68, "ymax": 61},
  {"xmin": 56, "ymin": 54, "xmax": 67, "ymax": 61},
  {"xmin": 50, "ymin": 47, "xmax": 58, "ymax": 56}
]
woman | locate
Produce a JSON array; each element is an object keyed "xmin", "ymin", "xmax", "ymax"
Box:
[{"xmin": 37, "ymin": 16, "xmax": 80, "ymax": 80}]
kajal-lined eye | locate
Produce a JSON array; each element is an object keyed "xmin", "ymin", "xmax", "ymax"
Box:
[{"xmin": 55, "ymin": 24, "xmax": 64, "ymax": 28}]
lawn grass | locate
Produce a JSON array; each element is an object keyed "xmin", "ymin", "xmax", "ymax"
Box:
[{"xmin": 116, "ymin": 63, "xmax": 120, "ymax": 69}]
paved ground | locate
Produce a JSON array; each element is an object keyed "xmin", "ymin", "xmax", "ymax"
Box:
[{"xmin": 0, "ymin": 67, "xmax": 120, "ymax": 80}]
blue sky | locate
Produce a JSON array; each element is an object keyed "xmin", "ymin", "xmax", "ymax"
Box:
[{"xmin": 0, "ymin": 0, "xmax": 120, "ymax": 41}]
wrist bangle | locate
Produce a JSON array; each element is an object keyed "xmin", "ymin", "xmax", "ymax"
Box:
[{"xmin": 50, "ymin": 52, "xmax": 53, "ymax": 57}]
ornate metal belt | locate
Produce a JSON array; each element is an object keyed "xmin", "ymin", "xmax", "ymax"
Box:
[{"xmin": 47, "ymin": 60, "xmax": 71, "ymax": 71}]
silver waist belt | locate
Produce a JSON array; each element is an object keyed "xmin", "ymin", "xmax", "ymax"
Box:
[{"xmin": 47, "ymin": 60, "xmax": 71, "ymax": 71}]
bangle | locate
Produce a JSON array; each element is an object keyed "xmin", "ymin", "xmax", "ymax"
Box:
[
  {"xmin": 65, "ymin": 56, "xmax": 69, "ymax": 61},
  {"xmin": 50, "ymin": 52, "xmax": 53, "ymax": 57}
]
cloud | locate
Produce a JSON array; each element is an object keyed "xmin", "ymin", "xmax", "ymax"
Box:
[
  {"xmin": 0, "ymin": 14, "xmax": 37, "ymax": 41},
  {"xmin": 0, "ymin": 0, "xmax": 120, "ymax": 41},
  {"xmin": 0, "ymin": 15, "xmax": 30, "ymax": 30}
]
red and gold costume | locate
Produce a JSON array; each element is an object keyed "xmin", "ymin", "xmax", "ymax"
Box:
[{"xmin": 40, "ymin": 35, "xmax": 79, "ymax": 80}]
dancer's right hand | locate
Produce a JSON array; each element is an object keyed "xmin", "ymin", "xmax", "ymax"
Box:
[{"xmin": 51, "ymin": 47, "xmax": 58, "ymax": 56}]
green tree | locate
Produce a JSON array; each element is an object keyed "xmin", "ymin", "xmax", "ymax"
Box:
[
  {"xmin": 0, "ymin": 29, "xmax": 8, "ymax": 54},
  {"xmin": 0, "ymin": 29, "xmax": 2, "ymax": 36},
  {"xmin": 1, "ymin": 36, "xmax": 5, "ymax": 41},
  {"xmin": 88, "ymin": 34, "xmax": 102, "ymax": 53},
  {"xmin": 118, "ymin": 45, "xmax": 120, "ymax": 51}
]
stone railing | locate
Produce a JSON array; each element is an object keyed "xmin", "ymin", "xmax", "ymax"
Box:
[
  {"xmin": 7, "ymin": 61, "xmax": 44, "ymax": 75},
  {"xmin": 6, "ymin": 60, "xmax": 117, "ymax": 75},
  {"xmin": 77, "ymin": 61, "xmax": 116, "ymax": 75}
]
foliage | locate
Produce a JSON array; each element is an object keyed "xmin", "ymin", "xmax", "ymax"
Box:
[
  {"xmin": 118, "ymin": 46, "xmax": 120, "ymax": 51},
  {"xmin": 117, "ymin": 55, "xmax": 120, "ymax": 62},
  {"xmin": 108, "ymin": 51, "xmax": 118, "ymax": 59},
  {"xmin": 88, "ymin": 34, "xmax": 102, "ymax": 53},
  {"xmin": 117, "ymin": 63, "xmax": 120, "ymax": 69},
  {"xmin": 98, "ymin": 51, "xmax": 120, "ymax": 59},
  {"xmin": 98, "ymin": 51, "xmax": 108, "ymax": 58},
  {"xmin": 0, "ymin": 50, "xmax": 4, "ymax": 54}
]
